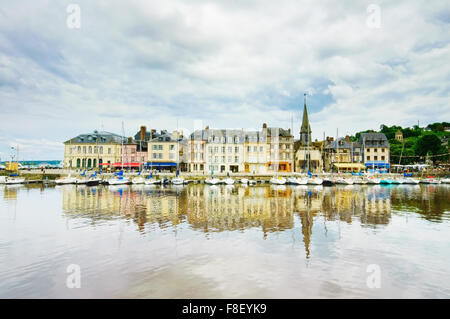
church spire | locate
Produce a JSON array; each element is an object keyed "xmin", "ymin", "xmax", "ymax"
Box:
[{"xmin": 300, "ymin": 93, "xmax": 312, "ymax": 145}]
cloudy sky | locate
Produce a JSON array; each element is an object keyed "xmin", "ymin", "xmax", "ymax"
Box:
[{"xmin": 0, "ymin": 0, "xmax": 449, "ymax": 160}]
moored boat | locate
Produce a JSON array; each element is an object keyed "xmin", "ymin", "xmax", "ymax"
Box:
[
  {"xmin": 335, "ymin": 177, "xmax": 354, "ymax": 185},
  {"xmin": 307, "ymin": 177, "xmax": 323, "ymax": 185},
  {"xmin": 270, "ymin": 176, "xmax": 286, "ymax": 185},
  {"xmin": 205, "ymin": 177, "xmax": 221, "ymax": 185},
  {"xmin": 224, "ymin": 177, "xmax": 235, "ymax": 185},
  {"xmin": 55, "ymin": 174, "xmax": 77, "ymax": 185}
]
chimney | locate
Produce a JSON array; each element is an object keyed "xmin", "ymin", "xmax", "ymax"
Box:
[{"xmin": 140, "ymin": 126, "xmax": 146, "ymax": 141}]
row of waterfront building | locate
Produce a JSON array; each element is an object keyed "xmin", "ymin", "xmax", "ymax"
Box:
[{"xmin": 63, "ymin": 102, "xmax": 391, "ymax": 173}]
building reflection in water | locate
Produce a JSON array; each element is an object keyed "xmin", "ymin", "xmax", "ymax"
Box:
[{"xmin": 58, "ymin": 184, "xmax": 403, "ymax": 257}]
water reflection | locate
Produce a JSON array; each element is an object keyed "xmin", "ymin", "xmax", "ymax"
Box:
[
  {"xmin": 56, "ymin": 183, "xmax": 450, "ymax": 252},
  {"xmin": 1, "ymin": 183, "xmax": 450, "ymax": 298}
]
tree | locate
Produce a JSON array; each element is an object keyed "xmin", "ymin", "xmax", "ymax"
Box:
[{"xmin": 415, "ymin": 134, "xmax": 442, "ymax": 156}]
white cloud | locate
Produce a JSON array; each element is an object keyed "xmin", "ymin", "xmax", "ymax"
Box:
[{"xmin": 0, "ymin": 0, "xmax": 448, "ymax": 159}]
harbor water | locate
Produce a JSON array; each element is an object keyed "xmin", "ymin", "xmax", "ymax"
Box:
[{"xmin": 0, "ymin": 183, "xmax": 449, "ymax": 298}]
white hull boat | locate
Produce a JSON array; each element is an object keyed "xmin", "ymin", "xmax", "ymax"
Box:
[
  {"xmin": 205, "ymin": 178, "xmax": 221, "ymax": 185},
  {"xmin": 224, "ymin": 178, "xmax": 235, "ymax": 185},
  {"xmin": 76, "ymin": 178, "xmax": 88, "ymax": 184},
  {"xmin": 420, "ymin": 179, "xmax": 440, "ymax": 184},
  {"xmin": 335, "ymin": 178, "xmax": 354, "ymax": 185},
  {"xmin": 55, "ymin": 175, "xmax": 77, "ymax": 184},
  {"xmin": 441, "ymin": 178, "xmax": 450, "ymax": 184},
  {"xmin": 403, "ymin": 178, "xmax": 420, "ymax": 184},
  {"xmin": 132, "ymin": 177, "xmax": 145, "ymax": 184},
  {"xmin": 353, "ymin": 178, "xmax": 368, "ymax": 185},
  {"xmin": 144, "ymin": 179, "xmax": 161, "ymax": 185},
  {"xmin": 307, "ymin": 177, "xmax": 323, "ymax": 185},
  {"xmin": 367, "ymin": 177, "xmax": 380, "ymax": 184},
  {"xmin": 171, "ymin": 177, "xmax": 185, "ymax": 185},
  {"xmin": 5, "ymin": 177, "xmax": 26, "ymax": 185},
  {"xmin": 240, "ymin": 178, "xmax": 249, "ymax": 184},
  {"xmin": 287, "ymin": 177, "xmax": 301, "ymax": 185},
  {"xmin": 270, "ymin": 177, "xmax": 286, "ymax": 185},
  {"xmin": 108, "ymin": 177, "xmax": 130, "ymax": 185}
]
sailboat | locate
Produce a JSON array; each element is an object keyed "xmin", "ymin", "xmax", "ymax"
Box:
[
  {"xmin": 172, "ymin": 169, "xmax": 185, "ymax": 185},
  {"xmin": 55, "ymin": 173, "xmax": 77, "ymax": 184},
  {"xmin": 86, "ymin": 171, "xmax": 101, "ymax": 186},
  {"xmin": 107, "ymin": 123, "xmax": 130, "ymax": 185},
  {"xmin": 205, "ymin": 167, "xmax": 221, "ymax": 185},
  {"xmin": 76, "ymin": 171, "xmax": 88, "ymax": 184},
  {"xmin": 132, "ymin": 170, "xmax": 145, "ymax": 184},
  {"xmin": 144, "ymin": 172, "xmax": 160, "ymax": 185},
  {"xmin": 108, "ymin": 170, "xmax": 130, "ymax": 185},
  {"xmin": 4, "ymin": 174, "xmax": 25, "ymax": 185},
  {"xmin": 171, "ymin": 130, "xmax": 185, "ymax": 185}
]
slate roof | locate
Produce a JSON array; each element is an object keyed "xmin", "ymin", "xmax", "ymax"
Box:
[
  {"xmin": 325, "ymin": 137, "xmax": 362, "ymax": 149},
  {"xmin": 359, "ymin": 133, "xmax": 389, "ymax": 147},
  {"xmin": 64, "ymin": 131, "xmax": 127, "ymax": 144}
]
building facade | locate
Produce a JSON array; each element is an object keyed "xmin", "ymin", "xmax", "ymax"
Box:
[
  {"xmin": 186, "ymin": 124, "xmax": 293, "ymax": 174},
  {"xmin": 63, "ymin": 131, "xmax": 128, "ymax": 169},
  {"xmin": 359, "ymin": 133, "xmax": 390, "ymax": 170},
  {"xmin": 147, "ymin": 130, "xmax": 184, "ymax": 172},
  {"xmin": 323, "ymin": 136, "xmax": 365, "ymax": 172}
]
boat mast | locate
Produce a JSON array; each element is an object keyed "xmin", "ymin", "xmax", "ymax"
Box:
[{"xmin": 121, "ymin": 121, "xmax": 124, "ymax": 172}]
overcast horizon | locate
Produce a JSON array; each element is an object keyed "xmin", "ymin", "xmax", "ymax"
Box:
[{"xmin": 0, "ymin": 1, "xmax": 449, "ymax": 160}]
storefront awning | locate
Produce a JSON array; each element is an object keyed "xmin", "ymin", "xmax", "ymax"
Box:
[
  {"xmin": 111, "ymin": 162, "xmax": 142, "ymax": 168},
  {"xmin": 144, "ymin": 162, "xmax": 177, "ymax": 167},
  {"xmin": 365, "ymin": 162, "xmax": 390, "ymax": 167},
  {"xmin": 334, "ymin": 163, "xmax": 366, "ymax": 169}
]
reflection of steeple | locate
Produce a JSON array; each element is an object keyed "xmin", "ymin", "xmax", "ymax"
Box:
[
  {"xmin": 299, "ymin": 195, "xmax": 313, "ymax": 259},
  {"xmin": 299, "ymin": 93, "xmax": 312, "ymax": 146}
]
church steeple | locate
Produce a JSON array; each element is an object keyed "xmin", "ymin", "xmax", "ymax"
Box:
[{"xmin": 299, "ymin": 93, "xmax": 312, "ymax": 145}]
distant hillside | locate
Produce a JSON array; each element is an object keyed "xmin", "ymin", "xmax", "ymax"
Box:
[{"xmin": 353, "ymin": 122, "xmax": 450, "ymax": 165}]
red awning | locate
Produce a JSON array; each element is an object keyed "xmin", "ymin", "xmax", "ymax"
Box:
[
  {"xmin": 111, "ymin": 162, "xmax": 142, "ymax": 168},
  {"xmin": 99, "ymin": 163, "xmax": 111, "ymax": 166}
]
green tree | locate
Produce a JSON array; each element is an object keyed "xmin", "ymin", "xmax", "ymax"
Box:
[{"xmin": 415, "ymin": 134, "xmax": 442, "ymax": 156}]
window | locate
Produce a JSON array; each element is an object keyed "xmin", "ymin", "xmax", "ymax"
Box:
[
  {"xmin": 222, "ymin": 146, "xmax": 225, "ymax": 153},
  {"xmin": 222, "ymin": 156, "xmax": 225, "ymax": 163},
  {"xmin": 228, "ymin": 156, "xmax": 232, "ymax": 163},
  {"xmin": 235, "ymin": 156, "xmax": 238, "ymax": 163},
  {"xmin": 247, "ymin": 146, "xmax": 250, "ymax": 152},
  {"xmin": 214, "ymin": 146, "xmax": 218, "ymax": 153},
  {"xmin": 214, "ymin": 156, "xmax": 218, "ymax": 163},
  {"xmin": 100, "ymin": 146, "xmax": 103, "ymax": 154},
  {"xmin": 169, "ymin": 145, "xmax": 175, "ymax": 150},
  {"xmin": 77, "ymin": 146, "xmax": 81, "ymax": 153},
  {"xmin": 382, "ymin": 148, "xmax": 385, "ymax": 152},
  {"xmin": 374, "ymin": 156, "xmax": 378, "ymax": 161},
  {"xmin": 88, "ymin": 146, "xmax": 92, "ymax": 153},
  {"xmin": 260, "ymin": 146, "xmax": 263, "ymax": 152},
  {"xmin": 235, "ymin": 146, "xmax": 239, "ymax": 153},
  {"xmin": 169, "ymin": 153, "xmax": 174, "ymax": 159},
  {"xmin": 83, "ymin": 146, "xmax": 86, "ymax": 154},
  {"xmin": 367, "ymin": 156, "xmax": 370, "ymax": 161},
  {"xmin": 228, "ymin": 146, "xmax": 232, "ymax": 153},
  {"xmin": 381, "ymin": 156, "xmax": 385, "ymax": 160},
  {"xmin": 159, "ymin": 145, "xmax": 163, "ymax": 150},
  {"xmin": 374, "ymin": 148, "xmax": 377, "ymax": 152},
  {"xmin": 108, "ymin": 148, "xmax": 111, "ymax": 154}
]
